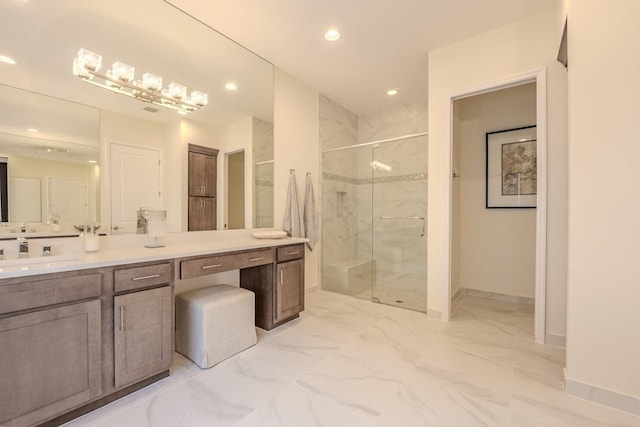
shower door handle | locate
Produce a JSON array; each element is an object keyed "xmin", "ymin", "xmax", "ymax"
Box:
[{"xmin": 378, "ymin": 216, "xmax": 425, "ymax": 237}]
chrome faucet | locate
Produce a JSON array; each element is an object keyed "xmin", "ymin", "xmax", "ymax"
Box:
[{"xmin": 17, "ymin": 237, "xmax": 29, "ymax": 259}]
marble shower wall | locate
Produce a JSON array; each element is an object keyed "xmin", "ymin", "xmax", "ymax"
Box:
[
  {"xmin": 320, "ymin": 95, "xmax": 359, "ymax": 272},
  {"xmin": 253, "ymin": 118, "xmax": 274, "ymax": 228},
  {"xmin": 320, "ymin": 94, "xmax": 428, "ymax": 302},
  {"xmin": 358, "ymin": 99, "xmax": 428, "ymax": 143}
]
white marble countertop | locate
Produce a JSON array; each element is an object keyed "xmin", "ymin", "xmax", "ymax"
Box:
[{"xmin": 0, "ymin": 230, "xmax": 307, "ymax": 280}]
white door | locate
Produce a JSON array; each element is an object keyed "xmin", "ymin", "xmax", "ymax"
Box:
[
  {"xmin": 110, "ymin": 143, "xmax": 161, "ymax": 235},
  {"xmin": 46, "ymin": 177, "xmax": 88, "ymax": 224}
]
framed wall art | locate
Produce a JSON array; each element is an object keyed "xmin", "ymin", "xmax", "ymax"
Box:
[{"xmin": 486, "ymin": 125, "xmax": 537, "ymax": 208}]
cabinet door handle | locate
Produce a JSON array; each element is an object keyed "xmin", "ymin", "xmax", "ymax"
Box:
[
  {"xmin": 287, "ymin": 251, "xmax": 300, "ymax": 255},
  {"xmin": 201, "ymin": 185, "xmax": 204, "ymax": 194},
  {"xmin": 201, "ymin": 264, "xmax": 222, "ymax": 269},
  {"xmin": 120, "ymin": 306, "xmax": 125, "ymax": 332},
  {"xmin": 132, "ymin": 274, "xmax": 160, "ymax": 281},
  {"xmin": 249, "ymin": 257, "xmax": 264, "ymax": 262}
]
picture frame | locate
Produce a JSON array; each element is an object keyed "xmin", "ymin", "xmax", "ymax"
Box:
[{"xmin": 486, "ymin": 125, "xmax": 537, "ymax": 208}]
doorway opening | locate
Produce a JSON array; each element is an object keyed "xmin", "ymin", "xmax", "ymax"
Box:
[
  {"xmin": 451, "ymin": 83, "xmax": 537, "ymax": 326},
  {"xmin": 443, "ymin": 69, "xmax": 547, "ymax": 343},
  {"xmin": 226, "ymin": 150, "xmax": 245, "ymax": 229}
]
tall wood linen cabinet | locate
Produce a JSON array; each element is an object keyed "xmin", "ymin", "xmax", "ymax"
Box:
[{"xmin": 188, "ymin": 144, "xmax": 218, "ymax": 231}]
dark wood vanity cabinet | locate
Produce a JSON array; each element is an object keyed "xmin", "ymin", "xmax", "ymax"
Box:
[
  {"xmin": 0, "ymin": 261, "xmax": 175, "ymax": 427},
  {"xmin": 274, "ymin": 246, "xmax": 305, "ymax": 323},
  {"xmin": 113, "ymin": 262, "xmax": 174, "ymax": 389},
  {"xmin": 188, "ymin": 144, "xmax": 218, "ymax": 231},
  {"xmin": 0, "ymin": 271, "xmax": 104, "ymax": 427},
  {"xmin": 240, "ymin": 243, "xmax": 305, "ymax": 330}
]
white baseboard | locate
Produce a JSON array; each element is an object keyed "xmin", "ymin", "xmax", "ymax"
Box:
[
  {"xmin": 427, "ymin": 309, "xmax": 442, "ymax": 320},
  {"xmin": 305, "ymin": 284, "xmax": 321, "ymax": 294},
  {"xmin": 460, "ymin": 287, "xmax": 534, "ymax": 305},
  {"xmin": 545, "ymin": 332, "xmax": 566, "ymax": 348},
  {"xmin": 451, "ymin": 287, "xmax": 462, "ymax": 304},
  {"xmin": 565, "ymin": 377, "xmax": 640, "ymax": 416}
]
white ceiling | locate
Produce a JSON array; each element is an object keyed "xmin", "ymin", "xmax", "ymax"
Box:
[{"xmin": 167, "ymin": 0, "xmax": 558, "ymax": 115}]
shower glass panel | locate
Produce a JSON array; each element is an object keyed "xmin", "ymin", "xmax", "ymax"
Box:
[
  {"xmin": 371, "ymin": 135, "xmax": 428, "ymax": 311},
  {"xmin": 322, "ymin": 145, "xmax": 373, "ymax": 300},
  {"xmin": 321, "ymin": 134, "xmax": 428, "ymax": 312}
]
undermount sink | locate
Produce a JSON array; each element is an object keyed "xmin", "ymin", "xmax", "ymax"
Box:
[{"xmin": 0, "ymin": 255, "xmax": 79, "ymax": 273}]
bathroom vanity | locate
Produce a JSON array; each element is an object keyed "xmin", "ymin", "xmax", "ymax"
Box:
[{"xmin": 0, "ymin": 235, "xmax": 306, "ymax": 427}]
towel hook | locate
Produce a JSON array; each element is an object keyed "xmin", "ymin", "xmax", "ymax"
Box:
[
  {"xmin": 290, "ymin": 168, "xmax": 295, "ymax": 174},
  {"xmin": 306, "ymin": 172, "xmax": 311, "ymax": 176}
]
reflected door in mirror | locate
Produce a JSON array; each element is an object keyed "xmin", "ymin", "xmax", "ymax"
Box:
[{"xmin": 110, "ymin": 143, "xmax": 161, "ymax": 234}]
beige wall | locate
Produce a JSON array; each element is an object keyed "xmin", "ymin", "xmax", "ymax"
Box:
[
  {"xmin": 428, "ymin": 4, "xmax": 568, "ymax": 338},
  {"xmin": 274, "ymin": 68, "xmax": 320, "ymax": 290},
  {"xmin": 566, "ymin": 0, "xmax": 640, "ymax": 401},
  {"xmin": 453, "ymin": 83, "xmax": 537, "ymax": 298}
]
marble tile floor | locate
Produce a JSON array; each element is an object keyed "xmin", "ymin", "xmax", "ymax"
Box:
[{"xmin": 63, "ymin": 290, "xmax": 640, "ymax": 427}]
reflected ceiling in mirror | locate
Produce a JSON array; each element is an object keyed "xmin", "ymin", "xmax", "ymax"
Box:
[
  {"xmin": 0, "ymin": 0, "xmax": 274, "ymax": 231},
  {"xmin": 0, "ymin": 0, "xmax": 273, "ymax": 124},
  {"xmin": 0, "ymin": 84, "xmax": 100, "ymax": 161}
]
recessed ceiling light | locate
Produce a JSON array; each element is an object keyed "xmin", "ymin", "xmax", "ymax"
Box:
[
  {"xmin": 324, "ymin": 28, "xmax": 341, "ymax": 41},
  {"xmin": 0, "ymin": 55, "xmax": 16, "ymax": 65},
  {"xmin": 387, "ymin": 89, "xmax": 399, "ymax": 96},
  {"xmin": 225, "ymin": 82, "xmax": 238, "ymax": 91},
  {"xmin": 27, "ymin": 128, "xmax": 38, "ymax": 133}
]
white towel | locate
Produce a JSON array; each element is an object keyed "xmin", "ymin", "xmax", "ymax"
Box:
[
  {"xmin": 303, "ymin": 174, "xmax": 318, "ymax": 250},
  {"xmin": 283, "ymin": 172, "xmax": 304, "ymax": 238}
]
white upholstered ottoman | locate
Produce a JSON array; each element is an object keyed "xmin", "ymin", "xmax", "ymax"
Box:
[{"xmin": 175, "ymin": 285, "xmax": 257, "ymax": 368}]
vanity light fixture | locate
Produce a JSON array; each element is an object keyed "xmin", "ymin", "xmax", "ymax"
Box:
[
  {"xmin": 324, "ymin": 28, "xmax": 341, "ymax": 41},
  {"xmin": 88, "ymin": 160, "xmax": 97, "ymax": 164},
  {"xmin": 72, "ymin": 48, "xmax": 208, "ymax": 114},
  {"xmin": 27, "ymin": 128, "xmax": 38, "ymax": 133},
  {"xmin": 0, "ymin": 55, "xmax": 16, "ymax": 65},
  {"xmin": 386, "ymin": 88, "xmax": 399, "ymax": 96},
  {"xmin": 225, "ymin": 82, "xmax": 238, "ymax": 91}
]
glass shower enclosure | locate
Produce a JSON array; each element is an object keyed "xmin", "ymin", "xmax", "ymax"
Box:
[{"xmin": 321, "ymin": 133, "xmax": 428, "ymax": 311}]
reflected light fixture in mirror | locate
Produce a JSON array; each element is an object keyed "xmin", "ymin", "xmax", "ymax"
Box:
[
  {"xmin": 0, "ymin": 55, "xmax": 16, "ymax": 65},
  {"xmin": 1, "ymin": 0, "xmax": 274, "ymax": 232},
  {"xmin": 73, "ymin": 48, "xmax": 208, "ymax": 114}
]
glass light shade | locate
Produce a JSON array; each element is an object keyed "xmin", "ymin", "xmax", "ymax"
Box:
[
  {"xmin": 190, "ymin": 91, "xmax": 208, "ymax": 106},
  {"xmin": 111, "ymin": 62, "xmax": 134, "ymax": 82},
  {"xmin": 166, "ymin": 82, "xmax": 186, "ymax": 100},
  {"xmin": 142, "ymin": 73, "xmax": 163, "ymax": 91},
  {"xmin": 72, "ymin": 58, "xmax": 90, "ymax": 78},
  {"xmin": 77, "ymin": 48, "xmax": 102, "ymax": 72}
]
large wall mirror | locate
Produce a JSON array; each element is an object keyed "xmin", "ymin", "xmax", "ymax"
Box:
[{"xmin": 0, "ymin": 0, "xmax": 274, "ymax": 235}]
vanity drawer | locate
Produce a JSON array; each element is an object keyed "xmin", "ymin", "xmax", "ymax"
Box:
[
  {"xmin": 180, "ymin": 248, "xmax": 274, "ymax": 279},
  {"xmin": 277, "ymin": 244, "xmax": 304, "ymax": 262},
  {"xmin": 0, "ymin": 272, "xmax": 101, "ymax": 315},
  {"xmin": 114, "ymin": 262, "xmax": 173, "ymax": 293}
]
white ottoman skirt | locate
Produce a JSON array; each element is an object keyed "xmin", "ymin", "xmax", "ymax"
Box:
[{"xmin": 175, "ymin": 285, "xmax": 257, "ymax": 368}]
